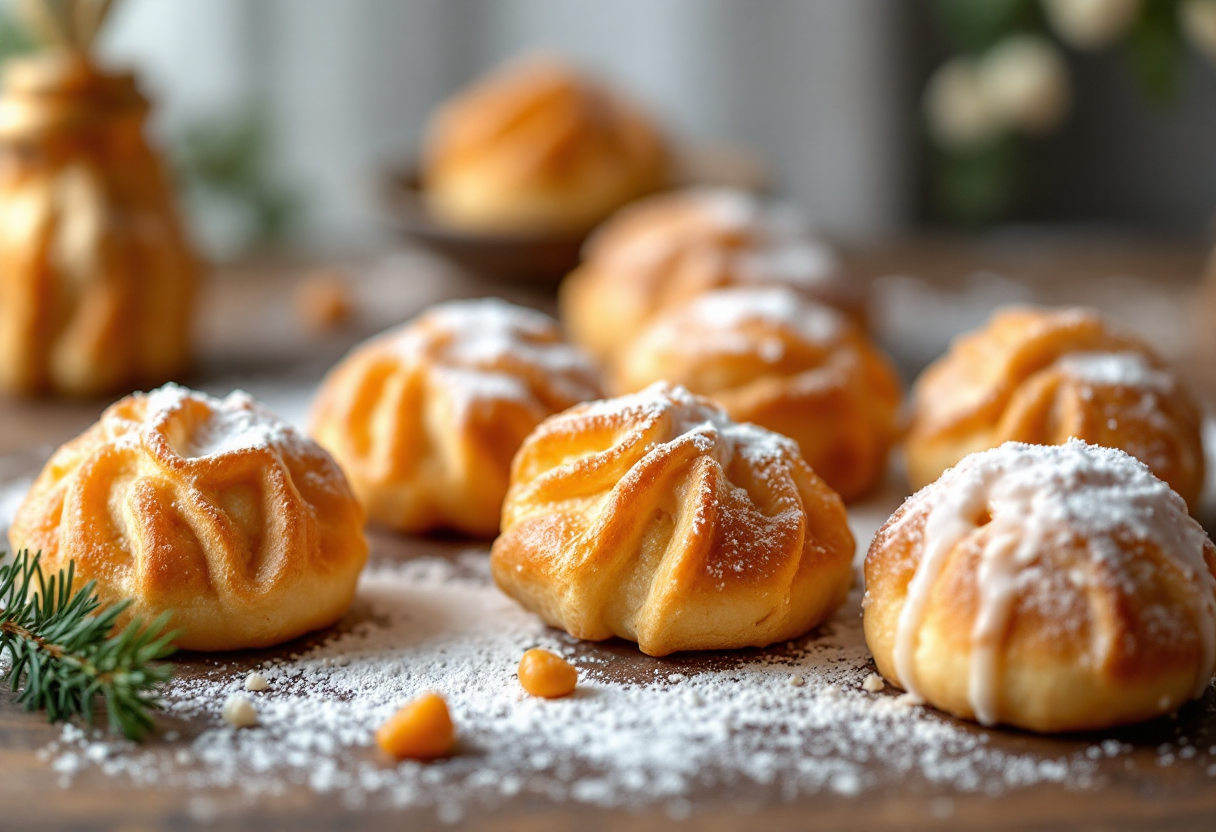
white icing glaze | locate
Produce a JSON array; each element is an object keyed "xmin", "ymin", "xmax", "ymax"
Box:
[{"xmin": 890, "ymin": 439, "xmax": 1216, "ymax": 725}]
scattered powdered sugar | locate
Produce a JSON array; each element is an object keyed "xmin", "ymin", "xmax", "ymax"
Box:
[
  {"xmin": 41, "ymin": 554, "xmax": 1107, "ymax": 818},
  {"xmin": 1056, "ymin": 351, "xmax": 1175, "ymax": 392}
]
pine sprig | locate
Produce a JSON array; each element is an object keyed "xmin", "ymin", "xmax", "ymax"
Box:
[{"xmin": 0, "ymin": 550, "xmax": 177, "ymax": 741}]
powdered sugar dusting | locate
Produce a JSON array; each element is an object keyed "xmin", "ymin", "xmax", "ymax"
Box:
[
  {"xmin": 1057, "ymin": 351, "xmax": 1175, "ymax": 392},
  {"xmin": 378, "ymin": 298, "xmax": 601, "ymax": 419},
  {"xmin": 116, "ymin": 383, "xmax": 307, "ymax": 460},
  {"xmin": 604, "ymin": 188, "xmax": 841, "ymax": 290},
  {"xmin": 40, "ymin": 553, "xmax": 1106, "ymax": 818},
  {"xmin": 639, "ymin": 286, "xmax": 846, "ymax": 362}
]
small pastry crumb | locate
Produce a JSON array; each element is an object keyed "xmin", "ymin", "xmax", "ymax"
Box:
[
  {"xmin": 222, "ymin": 694, "xmax": 259, "ymax": 728},
  {"xmin": 789, "ymin": 674, "xmax": 805, "ymax": 688},
  {"xmin": 244, "ymin": 672, "xmax": 269, "ymax": 692},
  {"xmin": 518, "ymin": 648, "xmax": 578, "ymax": 699},
  {"xmin": 376, "ymin": 692, "xmax": 455, "ymax": 760},
  {"xmin": 862, "ymin": 673, "xmax": 885, "ymax": 693},
  {"xmin": 894, "ymin": 692, "xmax": 924, "ymax": 708},
  {"xmin": 295, "ymin": 269, "xmax": 354, "ymax": 332}
]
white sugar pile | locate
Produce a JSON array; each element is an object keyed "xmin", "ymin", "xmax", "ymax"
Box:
[{"xmin": 40, "ymin": 553, "xmax": 1107, "ymax": 822}]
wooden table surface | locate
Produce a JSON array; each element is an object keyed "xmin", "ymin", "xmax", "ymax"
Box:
[{"xmin": 3, "ymin": 235, "xmax": 1216, "ymax": 831}]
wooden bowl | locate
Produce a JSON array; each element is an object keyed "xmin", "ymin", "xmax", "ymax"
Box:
[{"xmin": 379, "ymin": 168, "xmax": 588, "ymax": 289}]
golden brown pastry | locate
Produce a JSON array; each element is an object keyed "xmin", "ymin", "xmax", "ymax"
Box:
[
  {"xmin": 0, "ymin": 52, "xmax": 197, "ymax": 397},
  {"xmin": 8, "ymin": 384, "xmax": 367, "ymax": 651},
  {"xmin": 905, "ymin": 306, "xmax": 1204, "ymax": 507},
  {"xmin": 610, "ymin": 287, "xmax": 902, "ymax": 502},
  {"xmin": 420, "ymin": 55, "xmax": 668, "ymax": 235},
  {"xmin": 865, "ymin": 439, "xmax": 1216, "ymax": 733},
  {"xmin": 491, "ymin": 382, "xmax": 855, "ymax": 656},
  {"xmin": 310, "ymin": 298, "xmax": 603, "ymax": 537},
  {"xmin": 559, "ymin": 187, "xmax": 860, "ymax": 363}
]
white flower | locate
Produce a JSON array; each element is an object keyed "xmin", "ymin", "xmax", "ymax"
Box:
[
  {"xmin": 1181, "ymin": 0, "xmax": 1216, "ymax": 61},
  {"xmin": 979, "ymin": 35, "xmax": 1072, "ymax": 135},
  {"xmin": 924, "ymin": 57, "xmax": 1004, "ymax": 150},
  {"xmin": 1042, "ymin": 0, "xmax": 1141, "ymax": 49}
]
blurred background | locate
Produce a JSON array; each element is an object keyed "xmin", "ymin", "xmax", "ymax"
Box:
[{"xmin": 5, "ymin": 0, "xmax": 1212, "ymax": 259}]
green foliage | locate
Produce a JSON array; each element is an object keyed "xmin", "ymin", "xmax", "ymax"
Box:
[
  {"xmin": 0, "ymin": 550, "xmax": 177, "ymax": 741},
  {"xmin": 929, "ymin": 132, "xmax": 1022, "ymax": 226},
  {"xmin": 0, "ymin": 7, "xmax": 35, "ymax": 60},
  {"xmin": 931, "ymin": 0, "xmax": 1037, "ymax": 52},
  {"xmin": 172, "ymin": 103, "xmax": 302, "ymax": 247},
  {"xmin": 1126, "ymin": 0, "xmax": 1186, "ymax": 103}
]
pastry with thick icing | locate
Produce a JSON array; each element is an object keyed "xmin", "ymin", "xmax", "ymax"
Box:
[
  {"xmin": 865, "ymin": 440, "xmax": 1216, "ymax": 732},
  {"xmin": 310, "ymin": 298, "xmax": 603, "ymax": 537},
  {"xmin": 9, "ymin": 384, "xmax": 368, "ymax": 651},
  {"xmin": 906, "ymin": 306, "xmax": 1204, "ymax": 507},
  {"xmin": 491, "ymin": 382, "xmax": 855, "ymax": 656},
  {"xmin": 610, "ymin": 286, "xmax": 901, "ymax": 502}
]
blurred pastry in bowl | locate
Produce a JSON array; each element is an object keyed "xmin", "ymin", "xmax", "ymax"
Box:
[
  {"xmin": 865, "ymin": 440, "xmax": 1216, "ymax": 733},
  {"xmin": 491, "ymin": 382, "xmax": 854, "ymax": 656},
  {"xmin": 9, "ymin": 384, "xmax": 368, "ymax": 651},
  {"xmin": 559, "ymin": 187, "xmax": 860, "ymax": 363},
  {"xmin": 610, "ymin": 287, "xmax": 901, "ymax": 502},
  {"xmin": 310, "ymin": 298, "xmax": 603, "ymax": 537},
  {"xmin": 420, "ymin": 55, "xmax": 668, "ymax": 236},
  {"xmin": 906, "ymin": 306, "xmax": 1204, "ymax": 508}
]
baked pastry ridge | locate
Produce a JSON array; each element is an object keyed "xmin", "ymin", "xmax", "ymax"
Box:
[
  {"xmin": 559, "ymin": 187, "xmax": 857, "ymax": 362},
  {"xmin": 9, "ymin": 383, "xmax": 368, "ymax": 651},
  {"xmin": 310, "ymin": 298, "xmax": 603, "ymax": 537},
  {"xmin": 610, "ymin": 286, "xmax": 902, "ymax": 502},
  {"xmin": 865, "ymin": 439, "xmax": 1216, "ymax": 732},
  {"xmin": 421, "ymin": 54, "xmax": 667, "ymax": 235},
  {"xmin": 491, "ymin": 381, "xmax": 855, "ymax": 656},
  {"xmin": 906, "ymin": 306, "xmax": 1204, "ymax": 506}
]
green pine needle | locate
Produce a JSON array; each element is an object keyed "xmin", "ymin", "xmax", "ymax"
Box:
[{"xmin": 0, "ymin": 550, "xmax": 178, "ymax": 741}]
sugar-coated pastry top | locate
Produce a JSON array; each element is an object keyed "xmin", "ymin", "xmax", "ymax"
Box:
[
  {"xmin": 310, "ymin": 298, "xmax": 603, "ymax": 537},
  {"xmin": 560, "ymin": 188, "xmax": 856, "ymax": 362},
  {"xmin": 865, "ymin": 439, "xmax": 1216, "ymax": 730},
  {"xmin": 492, "ymin": 381, "xmax": 855, "ymax": 656},
  {"xmin": 420, "ymin": 55, "xmax": 667, "ymax": 235},
  {"xmin": 905, "ymin": 305, "xmax": 1205, "ymax": 506},
  {"xmin": 609, "ymin": 286, "xmax": 902, "ymax": 502},
  {"xmin": 9, "ymin": 384, "xmax": 368, "ymax": 651}
]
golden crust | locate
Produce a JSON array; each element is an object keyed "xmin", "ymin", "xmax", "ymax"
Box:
[
  {"xmin": 310, "ymin": 299, "xmax": 603, "ymax": 537},
  {"xmin": 490, "ymin": 382, "xmax": 855, "ymax": 656},
  {"xmin": 905, "ymin": 306, "xmax": 1204, "ymax": 507},
  {"xmin": 421, "ymin": 55, "xmax": 668, "ymax": 235},
  {"xmin": 864, "ymin": 440, "xmax": 1216, "ymax": 733},
  {"xmin": 610, "ymin": 287, "xmax": 902, "ymax": 502},
  {"xmin": 559, "ymin": 188, "xmax": 860, "ymax": 363},
  {"xmin": 0, "ymin": 55, "xmax": 196, "ymax": 396},
  {"xmin": 8, "ymin": 384, "xmax": 368, "ymax": 652}
]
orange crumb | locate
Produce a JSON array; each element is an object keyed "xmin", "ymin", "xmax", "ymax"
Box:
[
  {"xmin": 518, "ymin": 648, "xmax": 578, "ymax": 698},
  {"xmin": 295, "ymin": 269, "xmax": 354, "ymax": 332},
  {"xmin": 375, "ymin": 692, "xmax": 455, "ymax": 760}
]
